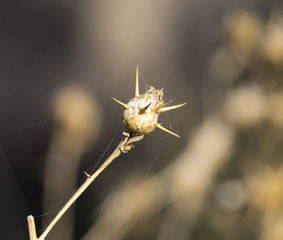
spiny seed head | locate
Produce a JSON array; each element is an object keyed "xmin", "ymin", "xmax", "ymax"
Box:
[
  {"xmin": 113, "ymin": 65, "xmax": 186, "ymax": 137},
  {"xmin": 123, "ymin": 87, "xmax": 163, "ymax": 135}
]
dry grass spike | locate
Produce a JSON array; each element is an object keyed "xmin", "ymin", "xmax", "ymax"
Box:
[{"xmin": 113, "ymin": 65, "xmax": 186, "ymax": 137}]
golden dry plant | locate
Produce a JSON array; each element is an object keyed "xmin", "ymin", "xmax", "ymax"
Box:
[
  {"xmin": 42, "ymin": 87, "xmax": 101, "ymax": 240},
  {"xmin": 27, "ymin": 66, "xmax": 186, "ymax": 240}
]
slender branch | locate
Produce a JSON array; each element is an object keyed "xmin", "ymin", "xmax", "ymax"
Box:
[{"xmin": 27, "ymin": 132, "xmax": 143, "ymax": 240}]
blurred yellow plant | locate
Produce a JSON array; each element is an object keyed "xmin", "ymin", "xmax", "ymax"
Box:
[
  {"xmin": 224, "ymin": 9, "xmax": 263, "ymax": 58},
  {"xmin": 248, "ymin": 166, "xmax": 283, "ymax": 217}
]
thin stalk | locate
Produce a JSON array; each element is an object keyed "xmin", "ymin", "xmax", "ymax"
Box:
[
  {"xmin": 27, "ymin": 215, "xmax": 37, "ymax": 240},
  {"xmin": 27, "ymin": 132, "xmax": 143, "ymax": 240}
]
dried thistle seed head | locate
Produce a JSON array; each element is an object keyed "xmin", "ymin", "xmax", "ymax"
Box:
[
  {"xmin": 122, "ymin": 86, "xmax": 163, "ymax": 135},
  {"xmin": 113, "ymin": 65, "xmax": 186, "ymax": 137}
]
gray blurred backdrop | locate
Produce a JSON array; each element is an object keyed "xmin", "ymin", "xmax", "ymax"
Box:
[{"xmin": 1, "ymin": 0, "xmax": 283, "ymax": 240}]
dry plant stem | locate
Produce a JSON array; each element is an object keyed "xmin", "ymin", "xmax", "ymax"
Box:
[
  {"xmin": 27, "ymin": 215, "xmax": 37, "ymax": 240},
  {"xmin": 27, "ymin": 132, "xmax": 143, "ymax": 240}
]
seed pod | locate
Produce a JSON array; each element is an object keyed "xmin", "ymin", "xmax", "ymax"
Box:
[{"xmin": 113, "ymin": 66, "xmax": 186, "ymax": 137}]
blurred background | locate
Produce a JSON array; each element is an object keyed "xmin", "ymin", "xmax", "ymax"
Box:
[{"xmin": 1, "ymin": 0, "xmax": 283, "ymax": 239}]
